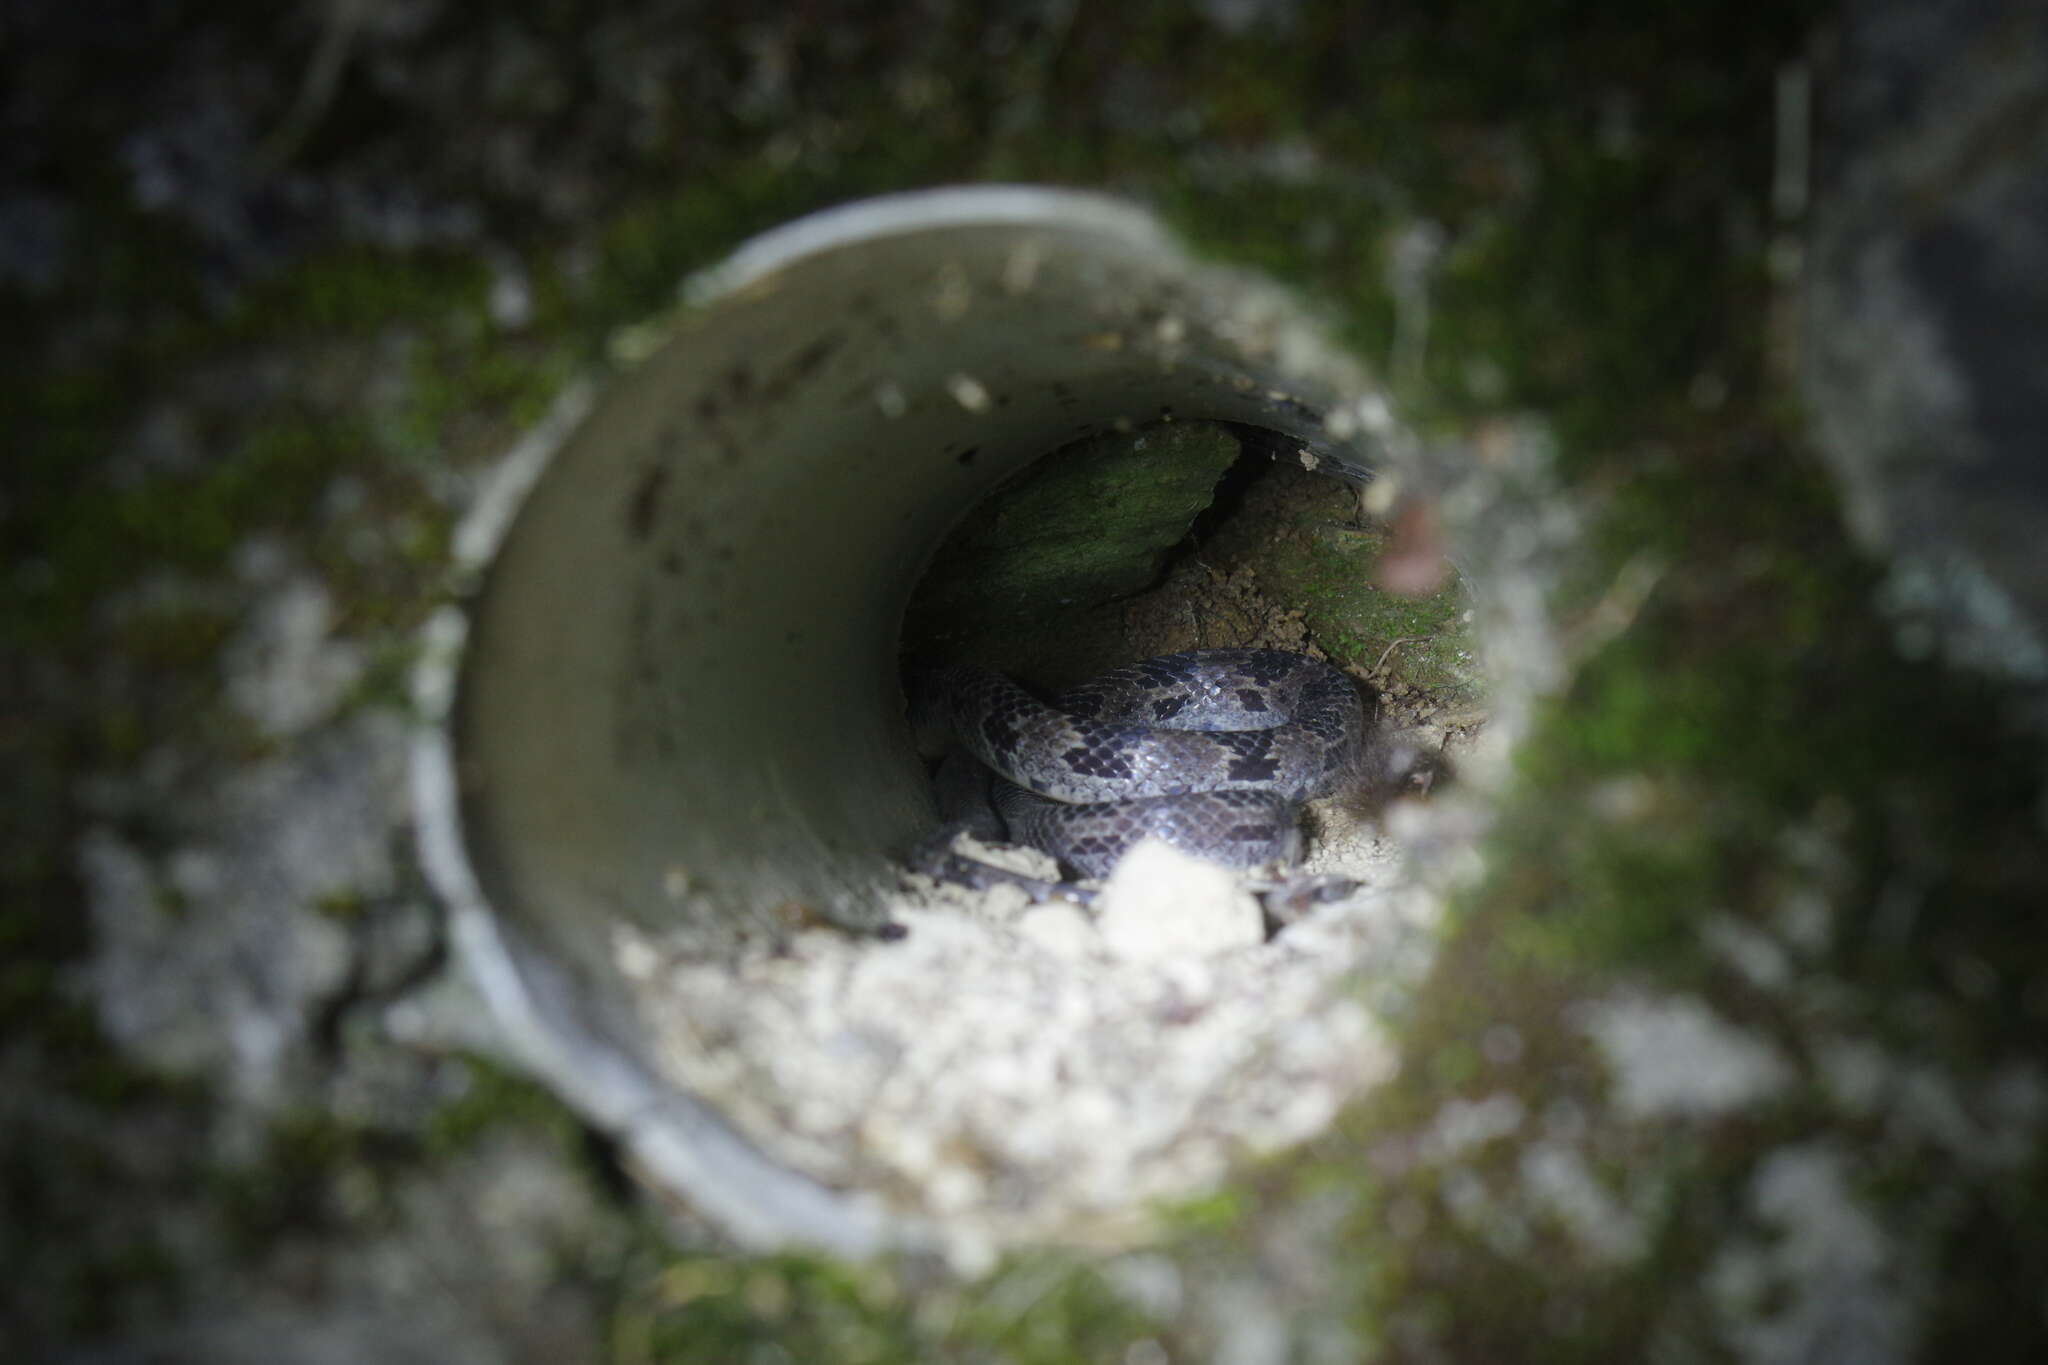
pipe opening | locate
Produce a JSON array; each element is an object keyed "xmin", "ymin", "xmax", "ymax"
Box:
[{"xmin": 417, "ymin": 187, "xmax": 1496, "ymax": 1261}]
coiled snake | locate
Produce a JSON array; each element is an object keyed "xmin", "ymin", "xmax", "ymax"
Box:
[{"xmin": 913, "ymin": 648, "xmax": 1367, "ymax": 880}]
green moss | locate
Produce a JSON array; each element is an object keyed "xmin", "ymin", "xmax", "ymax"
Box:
[
  {"xmin": 199, "ymin": 1059, "xmax": 596, "ymax": 1265},
  {"xmin": 612, "ymin": 1253, "xmax": 916, "ymax": 1364},
  {"xmin": 942, "ymin": 1256, "xmax": 1166, "ymax": 1363},
  {"xmin": 1342, "ymin": 422, "xmax": 2048, "ymax": 1353},
  {"xmin": 0, "ymin": 993, "xmax": 213, "ymax": 1344},
  {"xmin": 610, "ymin": 1247, "xmax": 1169, "ymax": 1365},
  {"xmin": 212, "ymin": 1109, "xmax": 390, "ymax": 1253},
  {"xmin": 25, "ymin": 0, "xmax": 2046, "ymax": 1356},
  {"xmin": 1166, "ymin": 1186, "xmax": 1247, "ymax": 1237},
  {"xmin": 421, "ymin": 1056, "xmax": 586, "ymax": 1159},
  {"xmin": 54, "ymin": 1239, "xmax": 185, "ymax": 1338},
  {"xmin": 15, "ymin": 406, "xmax": 353, "ymax": 647},
  {"xmin": 341, "ymin": 639, "xmax": 428, "ymax": 716},
  {"xmin": 906, "ymin": 421, "xmax": 1243, "ymax": 644},
  {"xmin": 1273, "ymin": 528, "xmax": 1476, "ymax": 691},
  {"xmin": 312, "ymin": 889, "xmax": 368, "ymax": 922},
  {"xmin": 226, "ymin": 247, "xmax": 492, "ymax": 341}
]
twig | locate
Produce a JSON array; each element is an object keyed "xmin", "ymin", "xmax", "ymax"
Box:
[{"xmin": 1373, "ymin": 636, "xmax": 1431, "ymax": 675}]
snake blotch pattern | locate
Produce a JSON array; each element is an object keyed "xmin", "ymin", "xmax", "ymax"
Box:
[{"xmin": 918, "ymin": 648, "xmax": 1367, "ymax": 878}]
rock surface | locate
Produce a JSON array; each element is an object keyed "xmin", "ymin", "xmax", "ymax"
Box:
[
  {"xmin": 1094, "ymin": 839, "xmax": 1267, "ymax": 960},
  {"xmin": 1805, "ymin": 0, "xmax": 2048, "ymax": 692}
]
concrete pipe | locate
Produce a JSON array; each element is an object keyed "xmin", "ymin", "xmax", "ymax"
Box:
[{"xmin": 412, "ymin": 186, "xmax": 1436, "ymax": 1260}]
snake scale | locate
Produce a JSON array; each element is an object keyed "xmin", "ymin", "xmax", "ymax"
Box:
[{"xmin": 913, "ymin": 648, "xmax": 1367, "ymax": 879}]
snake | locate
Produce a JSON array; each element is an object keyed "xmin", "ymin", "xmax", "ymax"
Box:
[{"xmin": 912, "ymin": 648, "xmax": 1367, "ymax": 879}]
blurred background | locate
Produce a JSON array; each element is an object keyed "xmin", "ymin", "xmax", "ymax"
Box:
[{"xmin": 10, "ymin": 1, "xmax": 2048, "ymax": 1361}]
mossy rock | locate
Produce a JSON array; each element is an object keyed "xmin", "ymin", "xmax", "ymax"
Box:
[{"xmin": 905, "ymin": 420, "xmax": 1243, "ymax": 636}]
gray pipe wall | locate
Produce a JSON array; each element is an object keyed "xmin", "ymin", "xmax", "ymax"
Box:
[{"xmin": 412, "ymin": 188, "xmax": 1400, "ymax": 1249}]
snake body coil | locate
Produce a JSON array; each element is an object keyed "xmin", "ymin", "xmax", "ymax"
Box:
[{"xmin": 917, "ymin": 648, "xmax": 1366, "ymax": 878}]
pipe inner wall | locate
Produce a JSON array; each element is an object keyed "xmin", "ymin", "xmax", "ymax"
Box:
[{"xmin": 419, "ymin": 187, "xmax": 1403, "ymax": 1249}]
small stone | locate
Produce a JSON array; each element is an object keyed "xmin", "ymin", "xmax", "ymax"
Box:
[
  {"xmin": 944, "ymin": 372, "xmax": 991, "ymax": 412},
  {"xmin": 1017, "ymin": 902, "xmax": 1098, "ymax": 958},
  {"xmin": 1094, "ymin": 840, "xmax": 1263, "ymax": 960}
]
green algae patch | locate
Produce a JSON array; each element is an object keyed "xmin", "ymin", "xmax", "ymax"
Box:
[
  {"xmin": 610, "ymin": 1254, "xmax": 925, "ymax": 1365},
  {"xmin": 1187, "ymin": 461, "xmax": 1481, "ymax": 696},
  {"xmin": 1264, "ymin": 519, "xmax": 1475, "ymax": 693},
  {"xmin": 1336, "ymin": 426, "xmax": 2048, "ymax": 1360},
  {"xmin": 905, "ymin": 420, "xmax": 1242, "ymax": 645},
  {"xmin": 421, "ymin": 1056, "xmax": 592, "ymax": 1160},
  {"xmin": 609, "ymin": 1246, "xmax": 1174, "ymax": 1365},
  {"xmin": 901, "ymin": 421, "xmax": 1481, "ymax": 701}
]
